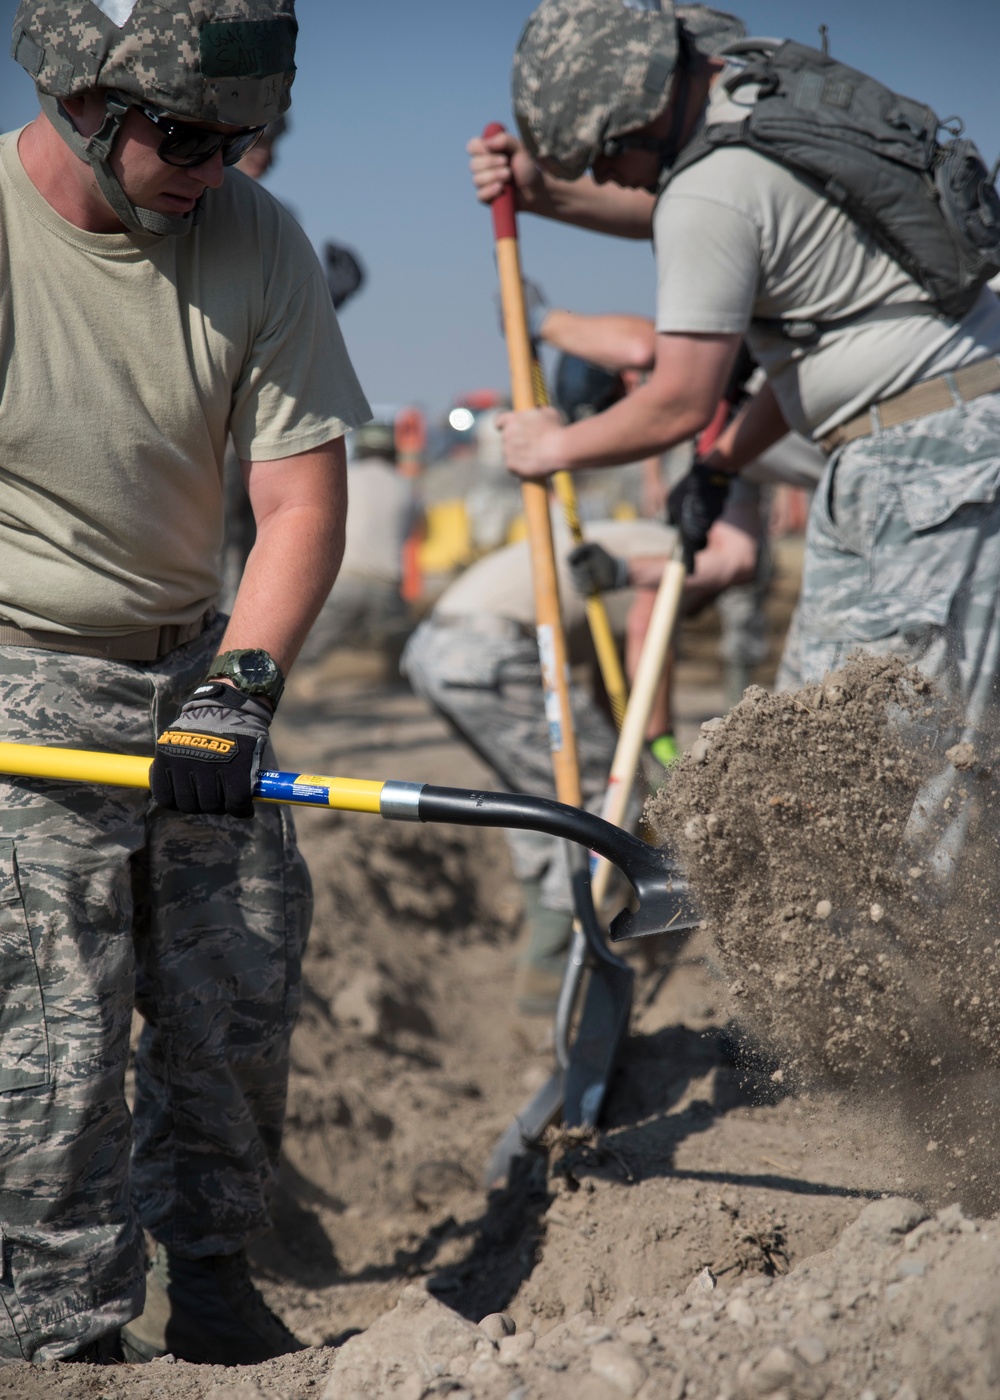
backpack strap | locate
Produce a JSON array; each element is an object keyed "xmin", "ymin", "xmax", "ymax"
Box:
[{"xmin": 753, "ymin": 301, "xmax": 949, "ymax": 347}]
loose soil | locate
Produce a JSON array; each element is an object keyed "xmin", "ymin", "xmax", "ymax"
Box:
[{"xmin": 5, "ymin": 554, "xmax": 999, "ymax": 1400}]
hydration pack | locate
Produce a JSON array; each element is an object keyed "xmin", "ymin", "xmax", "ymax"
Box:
[{"xmin": 661, "ymin": 39, "xmax": 1000, "ymax": 320}]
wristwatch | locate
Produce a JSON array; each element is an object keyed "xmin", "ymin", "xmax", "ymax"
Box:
[{"xmin": 207, "ymin": 649, "xmax": 285, "ymax": 707}]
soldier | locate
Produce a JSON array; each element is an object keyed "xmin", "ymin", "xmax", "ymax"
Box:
[
  {"xmin": 0, "ymin": 0, "xmax": 369, "ymax": 1366},
  {"xmin": 468, "ymin": 0, "xmax": 1000, "ymax": 717}
]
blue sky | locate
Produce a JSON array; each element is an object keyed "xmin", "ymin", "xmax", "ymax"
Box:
[{"xmin": 2, "ymin": 1, "xmax": 998, "ymax": 422}]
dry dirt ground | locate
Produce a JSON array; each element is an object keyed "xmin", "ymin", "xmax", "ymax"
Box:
[{"xmin": 5, "ymin": 551, "xmax": 999, "ymax": 1399}]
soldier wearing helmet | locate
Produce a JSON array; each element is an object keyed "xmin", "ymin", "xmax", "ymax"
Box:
[
  {"xmin": 0, "ymin": 0, "xmax": 370, "ymax": 1366},
  {"xmin": 468, "ymin": 0, "xmax": 1000, "ymax": 738}
]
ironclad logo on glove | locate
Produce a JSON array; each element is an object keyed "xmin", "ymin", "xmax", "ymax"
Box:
[
  {"xmin": 150, "ymin": 682, "xmax": 273, "ymax": 818},
  {"xmin": 155, "ymin": 730, "xmax": 239, "ymax": 760}
]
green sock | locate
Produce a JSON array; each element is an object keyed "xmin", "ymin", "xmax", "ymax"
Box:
[{"xmin": 648, "ymin": 732, "xmax": 680, "ymax": 768}]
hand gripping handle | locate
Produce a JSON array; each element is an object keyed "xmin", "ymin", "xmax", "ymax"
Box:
[{"xmin": 483, "ymin": 121, "xmax": 517, "ymax": 241}]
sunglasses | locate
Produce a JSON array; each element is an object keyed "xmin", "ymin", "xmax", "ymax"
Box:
[
  {"xmin": 599, "ymin": 132, "xmax": 666, "ymax": 161},
  {"xmin": 137, "ymin": 105, "xmax": 266, "ymax": 169}
]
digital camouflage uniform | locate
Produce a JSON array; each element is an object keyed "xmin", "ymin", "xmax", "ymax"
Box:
[
  {"xmin": 0, "ymin": 617, "xmax": 311, "ymax": 1359},
  {"xmin": 0, "ymin": 0, "xmax": 358, "ymax": 1363},
  {"xmin": 776, "ymin": 391, "xmax": 1000, "ymax": 713}
]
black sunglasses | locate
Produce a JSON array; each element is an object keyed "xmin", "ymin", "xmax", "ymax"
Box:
[
  {"xmin": 137, "ymin": 105, "xmax": 266, "ymax": 169},
  {"xmin": 600, "ymin": 132, "xmax": 666, "ymax": 161}
]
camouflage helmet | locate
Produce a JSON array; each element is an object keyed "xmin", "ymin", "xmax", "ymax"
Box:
[
  {"xmin": 512, "ymin": 0, "xmax": 743, "ymax": 181},
  {"xmin": 11, "ymin": 0, "xmax": 297, "ymax": 236}
]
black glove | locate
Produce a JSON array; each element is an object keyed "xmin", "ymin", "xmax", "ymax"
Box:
[
  {"xmin": 150, "ymin": 683, "xmax": 272, "ymax": 819},
  {"xmin": 567, "ymin": 541, "xmax": 630, "ymax": 595},
  {"xmin": 667, "ymin": 460, "xmax": 733, "ymax": 572}
]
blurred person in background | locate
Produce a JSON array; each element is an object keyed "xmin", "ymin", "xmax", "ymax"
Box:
[{"xmin": 298, "ymin": 419, "xmax": 420, "ymax": 663}]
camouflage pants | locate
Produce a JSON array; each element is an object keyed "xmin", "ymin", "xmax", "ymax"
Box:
[
  {"xmin": 0, "ymin": 619, "xmax": 311, "ymax": 1361},
  {"xmin": 400, "ymin": 618, "xmax": 617, "ymax": 913},
  {"xmin": 777, "ymin": 389, "xmax": 1000, "ymax": 724}
]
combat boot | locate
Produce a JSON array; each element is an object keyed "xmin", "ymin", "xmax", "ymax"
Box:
[
  {"xmin": 62, "ymin": 1331, "xmax": 124, "ymax": 1363},
  {"xmin": 120, "ymin": 1243, "xmax": 305, "ymax": 1365}
]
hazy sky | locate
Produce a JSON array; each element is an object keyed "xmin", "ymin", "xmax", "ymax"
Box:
[{"xmin": 2, "ymin": 0, "xmax": 998, "ymax": 422}]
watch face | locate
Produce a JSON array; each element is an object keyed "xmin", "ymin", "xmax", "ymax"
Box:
[{"xmin": 235, "ymin": 650, "xmax": 277, "ymax": 688}]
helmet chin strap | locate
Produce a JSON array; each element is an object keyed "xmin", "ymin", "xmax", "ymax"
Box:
[{"xmin": 39, "ymin": 90, "xmax": 202, "ymax": 238}]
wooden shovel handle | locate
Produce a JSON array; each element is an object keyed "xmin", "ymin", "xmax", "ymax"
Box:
[
  {"xmin": 591, "ymin": 548, "xmax": 686, "ymax": 908},
  {"xmin": 484, "ymin": 121, "xmax": 581, "ymax": 808}
]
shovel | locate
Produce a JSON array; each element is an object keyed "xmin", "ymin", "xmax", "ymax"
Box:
[
  {"xmin": 485, "ymin": 126, "xmax": 630, "ymax": 1175},
  {"xmin": 0, "ymin": 741, "xmax": 688, "ymax": 940},
  {"xmin": 483, "ymin": 538, "xmax": 693, "ymax": 1183}
]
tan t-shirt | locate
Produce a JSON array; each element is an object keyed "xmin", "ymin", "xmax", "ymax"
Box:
[
  {"xmin": 654, "ymin": 66, "xmax": 1000, "ymax": 438},
  {"xmin": 0, "ymin": 129, "xmax": 371, "ymax": 634}
]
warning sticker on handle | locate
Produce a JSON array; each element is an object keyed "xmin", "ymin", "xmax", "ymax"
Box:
[{"xmin": 536, "ymin": 623, "xmax": 563, "ymax": 752}]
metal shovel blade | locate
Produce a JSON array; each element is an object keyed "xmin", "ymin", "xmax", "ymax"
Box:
[
  {"xmin": 563, "ymin": 846, "xmax": 635, "ymax": 1127},
  {"xmin": 484, "ymin": 848, "xmax": 636, "ymax": 1185},
  {"xmin": 483, "ymin": 1068, "xmax": 565, "ymax": 1190},
  {"xmin": 483, "ymin": 916, "xmax": 587, "ymax": 1189}
]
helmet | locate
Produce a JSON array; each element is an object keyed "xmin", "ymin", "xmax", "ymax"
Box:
[
  {"xmin": 351, "ymin": 421, "xmax": 396, "ymax": 460},
  {"xmin": 554, "ymin": 354, "xmax": 625, "ymax": 421},
  {"xmin": 512, "ymin": 0, "xmax": 743, "ymax": 181},
  {"xmin": 11, "ymin": 0, "xmax": 297, "ymax": 236}
]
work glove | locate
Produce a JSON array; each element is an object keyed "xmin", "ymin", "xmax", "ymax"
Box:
[
  {"xmin": 667, "ymin": 459, "xmax": 732, "ymax": 573},
  {"xmin": 150, "ymin": 682, "xmax": 272, "ymax": 819},
  {"xmin": 567, "ymin": 541, "xmax": 630, "ymax": 595},
  {"xmin": 496, "ymin": 278, "xmax": 550, "ymax": 345}
]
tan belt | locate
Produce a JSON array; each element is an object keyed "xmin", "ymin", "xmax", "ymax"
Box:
[
  {"xmin": 0, "ymin": 611, "xmax": 214, "ymax": 662},
  {"xmin": 820, "ymin": 356, "xmax": 1000, "ymax": 456}
]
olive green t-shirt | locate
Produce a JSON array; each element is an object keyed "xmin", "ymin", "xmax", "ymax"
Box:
[{"xmin": 0, "ymin": 129, "xmax": 371, "ymax": 635}]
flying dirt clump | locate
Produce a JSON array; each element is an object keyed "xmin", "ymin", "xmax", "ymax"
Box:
[{"xmin": 648, "ymin": 653, "xmax": 1000, "ymax": 1210}]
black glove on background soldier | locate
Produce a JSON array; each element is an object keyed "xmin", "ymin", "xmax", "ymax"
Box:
[
  {"xmin": 151, "ymin": 682, "xmax": 272, "ymax": 819},
  {"xmin": 567, "ymin": 541, "xmax": 630, "ymax": 595},
  {"xmin": 667, "ymin": 459, "xmax": 732, "ymax": 572}
]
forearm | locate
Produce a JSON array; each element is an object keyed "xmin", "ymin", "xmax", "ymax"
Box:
[
  {"xmin": 625, "ymin": 511, "xmax": 757, "ymax": 598},
  {"xmin": 704, "ymin": 381, "xmax": 790, "ymax": 475},
  {"xmin": 520, "ymin": 171, "xmax": 655, "ymax": 239},
  {"xmin": 541, "ymin": 309, "xmax": 655, "ymax": 372},
  {"xmin": 540, "ymin": 378, "xmax": 713, "ymax": 473},
  {"xmin": 219, "ymin": 444, "xmax": 348, "ymax": 673}
]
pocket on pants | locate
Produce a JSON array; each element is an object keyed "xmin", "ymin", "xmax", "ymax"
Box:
[
  {"xmin": 802, "ymin": 432, "xmax": 1000, "ymax": 645},
  {"xmin": 0, "ymin": 841, "xmax": 49, "ymax": 1090}
]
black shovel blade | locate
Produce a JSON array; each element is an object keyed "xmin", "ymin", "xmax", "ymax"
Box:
[
  {"xmin": 609, "ymin": 866, "xmax": 700, "ymax": 942},
  {"xmin": 562, "ymin": 957, "xmax": 635, "ymax": 1127},
  {"xmin": 562, "ymin": 846, "xmax": 635, "ymax": 1127}
]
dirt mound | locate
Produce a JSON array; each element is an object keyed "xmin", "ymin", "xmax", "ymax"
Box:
[
  {"xmin": 321, "ymin": 1195, "xmax": 1000, "ymax": 1400},
  {"xmin": 649, "ymin": 654, "xmax": 1000, "ymax": 1211}
]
